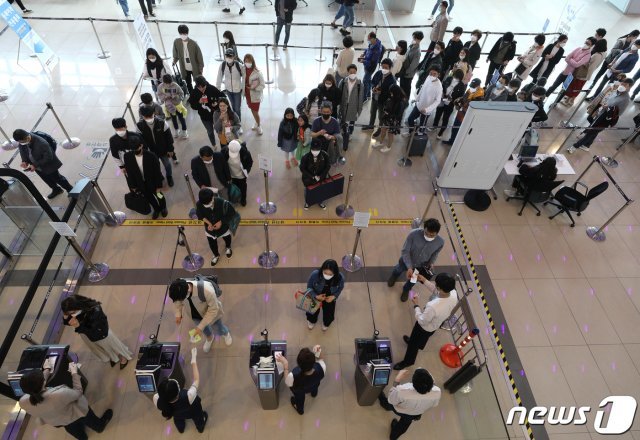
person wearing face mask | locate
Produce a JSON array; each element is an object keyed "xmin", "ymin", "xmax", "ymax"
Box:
[
  {"xmin": 545, "ymin": 38, "xmax": 595, "ymax": 98},
  {"xmin": 172, "ymin": 25, "xmax": 204, "ymax": 95},
  {"xmin": 358, "ymin": 32, "xmax": 384, "ymax": 102},
  {"xmin": 388, "ymin": 219, "xmax": 445, "ymax": 302},
  {"xmin": 278, "ymin": 108, "xmax": 299, "ymax": 169},
  {"xmin": 304, "ymin": 259, "xmax": 345, "ymax": 331},
  {"xmin": 213, "ymin": 98, "xmax": 241, "ymax": 150},
  {"xmin": 362, "ymin": 58, "xmax": 397, "ymax": 133},
  {"xmin": 138, "ymin": 93, "xmax": 165, "ymax": 122},
  {"xmin": 588, "ymin": 40, "xmax": 640, "ymax": 101},
  {"xmin": 13, "ymin": 129, "xmax": 73, "ymax": 200},
  {"xmin": 415, "ymin": 41, "xmax": 444, "ymax": 92},
  {"xmin": 442, "ymin": 78, "xmax": 484, "ymax": 145},
  {"xmin": 275, "ymin": 0, "xmax": 297, "ymax": 49},
  {"xmin": 157, "ymin": 74, "xmax": 189, "ymax": 139},
  {"xmin": 530, "ymin": 34, "xmax": 568, "ymax": 83},
  {"xmin": 514, "ymin": 34, "xmax": 546, "ymax": 81},
  {"xmin": 374, "ymin": 84, "xmax": 409, "ymax": 153},
  {"xmin": 242, "ymin": 54, "xmax": 265, "ymax": 135},
  {"xmin": 592, "ymin": 30, "xmax": 638, "ymax": 87},
  {"xmin": 505, "ymin": 78, "xmax": 521, "ymax": 102},
  {"xmin": 300, "ymin": 139, "xmax": 331, "ymax": 210},
  {"xmin": 407, "ymin": 67, "xmax": 442, "ymax": 134},
  {"xmin": 526, "ymin": 87, "xmax": 549, "ymax": 124},
  {"xmin": 391, "ymin": 40, "xmax": 408, "ymax": 78},
  {"xmin": 221, "ymin": 30, "xmax": 238, "ymax": 61},
  {"xmin": 338, "ymin": 64, "xmax": 364, "ymax": 150},
  {"xmin": 311, "ymin": 103, "xmax": 343, "ymax": 165},
  {"xmin": 335, "ymin": 36, "xmax": 356, "ymax": 85},
  {"xmin": 463, "ymin": 29, "xmax": 483, "ymax": 69},
  {"xmin": 398, "ymin": 31, "xmax": 424, "ymax": 97},
  {"xmin": 189, "ymin": 75, "xmax": 226, "ymax": 148},
  {"xmin": 569, "ymin": 78, "xmax": 634, "ymax": 154},
  {"xmin": 428, "ymin": 2, "xmax": 449, "ymax": 52},
  {"xmin": 278, "ymin": 346, "xmax": 326, "ymax": 415},
  {"xmin": 563, "ymin": 39, "xmax": 607, "ymax": 106},
  {"xmin": 123, "ymin": 135, "xmax": 167, "ymax": 219},
  {"xmin": 440, "ymin": 26, "xmax": 464, "ymax": 80},
  {"xmin": 393, "ymin": 273, "xmax": 458, "ymax": 371},
  {"xmin": 430, "ymin": 69, "xmax": 466, "ymax": 139},
  {"xmin": 191, "ymin": 145, "xmax": 231, "ymax": 200},
  {"xmin": 483, "ymin": 75, "xmax": 509, "ymax": 102},
  {"xmin": 485, "ymin": 32, "xmax": 517, "ymax": 86},
  {"xmin": 137, "ymin": 106, "xmax": 176, "ymax": 187},
  {"xmin": 222, "ymin": 140, "xmax": 252, "ymax": 206},
  {"xmin": 142, "ymin": 47, "xmax": 168, "ymax": 92},
  {"xmin": 448, "ymin": 48, "xmax": 469, "ymax": 81},
  {"xmin": 216, "ymin": 48, "xmax": 245, "ymax": 124},
  {"xmin": 109, "ymin": 118, "xmax": 137, "ymax": 178},
  {"xmin": 61, "ymin": 294, "xmax": 132, "ymax": 369},
  {"xmin": 316, "ymin": 74, "xmax": 342, "ymax": 118},
  {"xmin": 195, "ymin": 188, "xmax": 238, "ymax": 266}
]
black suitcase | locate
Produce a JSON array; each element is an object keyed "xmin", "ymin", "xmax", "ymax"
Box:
[
  {"xmin": 305, "ymin": 174, "xmax": 344, "ymax": 205},
  {"xmin": 408, "ymin": 133, "xmax": 429, "ymax": 157},
  {"xmin": 125, "ymin": 192, "xmax": 151, "ymax": 215},
  {"xmin": 172, "ymin": 64, "xmax": 189, "ymax": 97}
]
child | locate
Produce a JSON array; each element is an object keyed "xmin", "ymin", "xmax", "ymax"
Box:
[
  {"xmin": 138, "ymin": 93, "xmax": 165, "ymax": 121},
  {"xmin": 294, "ymin": 114, "xmax": 312, "ymax": 164},
  {"xmin": 277, "ymin": 108, "xmax": 298, "ymax": 169},
  {"xmin": 157, "ymin": 74, "xmax": 189, "ymax": 139}
]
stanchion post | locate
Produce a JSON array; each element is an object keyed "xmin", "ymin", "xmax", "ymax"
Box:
[
  {"xmin": 601, "ymin": 126, "xmax": 640, "ymax": 168},
  {"xmin": 66, "ymin": 236, "xmax": 109, "ymax": 282},
  {"xmin": 214, "ymin": 22, "xmax": 223, "ymax": 61},
  {"xmin": 90, "ymin": 180, "xmax": 126, "ymax": 226},
  {"xmin": 315, "ymin": 24, "xmax": 327, "ymax": 62},
  {"xmin": 184, "ymin": 174, "xmax": 198, "ymax": 219},
  {"xmin": 331, "ymin": 46, "xmax": 337, "ymax": 68},
  {"xmin": 586, "ymin": 200, "xmax": 634, "ymax": 242},
  {"xmin": 46, "ymin": 102, "xmax": 81, "ymax": 149},
  {"xmin": 398, "ymin": 127, "xmax": 415, "ymax": 167},
  {"xmin": 178, "ymin": 226, "xmax": 204, "ymax": 271},
  {"xmin": 336, "ymin": 172, "xmax": 355, "ymax": 218},
  {"xmin": 154, "ymin": 20, "xmax": 170, "ymax": 60},
  {"xmin": 258, "ymin": 222, "xmax": 279, "ymax": 269},
  {"xmin": 89, "ymin": 17, "xmax": 111, "ymax": 59},
  {"xmin": 341, "ymin": 228, "xmax": 363, "ymax": 272},
  {"xmin": 259, "ymin": 170, "xmax": 277, "ymax": 214},
  {"xmin": 0, "ymin": 125, "xmax": 17, "ymax": 151},
  {"xmin": 125, "ymin": 102, "xmax": 137, "ymax": 127},
  {"xmin": 411, "ymin": 189, "xmax": 437, "ymax": 229},
  {"xmin": 270, "ymin": 23, "xmax": 281, "ymax": 61},
  {"xmin": 264, "ymin": 44, "xmax": 274, "ymax": 85}
]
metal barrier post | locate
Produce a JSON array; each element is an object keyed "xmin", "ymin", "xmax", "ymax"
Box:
[
  {"xmin": 586, "ymin": 200, "xmax": 634, "ymax": 242},
  {"xmin": 601, "ymin": 126, "xmax": 640, "ymax": 168},
  {"xmin": 411, "ymin": 188, "xmax": 437, "ymax": 228},
  {"xmin": 154, "ymin": 20, "xmax": 170, "ymax": 60},
  {"xmin": 264, "ymin": 44, "xmax": 274, "ymax": 85},
  {"xmin": 342, "ymin": 228, "xmax": 363, "ymax": 272},
  {"xmin": 66, "ymin": 236, "xmax": 109, "ymax": 282},
  {"xmin": 331, "ymin": 46, "xmax": 337, "ymax": 68},
  {"xmin": 184, "ymin": 174, "xmax": 198, "ymax": 219},
  {"xmin": 214, "ymin": 22, "xmax": 223, "ymax": 61},
  {"xmin": 46, "ymin": 102, "xmax": 81, "ymax": 149},
  {"xmin": 90, "ymin": 180, "xmax": 126, "ymax": 226},
  {"xmin": 177, "ymin": 226, "xmax": 204, "ymax": 271},
  {"xmin": 258, "ymin": 222, "xmax": 279, "ymax": 269},
  {"xmin": 89, "ymin": 17, "xmax": 111, "ymax": 59},
  {"xmin": 270, "ymin": 23, "xmax": 281, "ymax": 61},
  {"xmin": 125, "ymin": 102, "xmax": 137, "ymax": 127},
  {"xmin": 315, "ymin": 24, "xmax": 327, "ymax": 62},
  {"xmin": 259, "ymin": 170, "xmax": 277, "ymax": 214},
  {"xmin": 398, "ymin": 127, "xmax": 415, "ymax": 167},
  {"xmin": 336, "ymin": 172, "xmax": 354, "ymax": 218},
  {"xmin": 0, "ymin": 125, "xmax": 17, "ymax": 151}
]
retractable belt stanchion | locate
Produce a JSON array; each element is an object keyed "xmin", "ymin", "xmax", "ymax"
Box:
[
  {"xmin": 270, "ymin": 23, "xmax": 281, "ymax": 61},
  {"xmin": 184, "ymin": 174, "xmax": 198, "ymax": 219},
  {"xmin": 601, "ymin": 126, "xmax": 640, "ymax": 168},
  {"xmin": 411, "ymin": 186, "xmax": 438, "ymax": 229},
  {"xmin": 336, "ymin": 172, "xmax": 354, "ymax": 218},
  {"xmin": 315, "ymin": 24, "xmax": 326, "ymax": 62},
  {"xmin": 89, "ymin": 17, "xmax": 111, "ymax": 59},
  {"xmin": 90, "ymin": 180, "xmax": 126, "ymax": 226},
  {"xmin": 259, "ymin": 170, "xmax": 277, "ymax": 214},
  {"xmin": 398, "ymin": 127, "xmax": 415, "ymax": 167},
  {"xmin": 342, "ymin": 228, "xmax": 363, "ymax": 272},
  {"xmin": 66, "ymin": 236, "xmax": 109, "ymax": 282},
  {"xmin": 214, "ymin": 22, "xmax": 223, "ymax": 62},
  {"xmin": 154, "ymin": 20, "xmax": 170, "ymax": 60},
  {"xmin": 264, "ymin": 44, "xmax": 274, "ymax": 85},
  {"xmin": 0, "ymin": 125, "xmax": 17, "ymax": 151},
  {"xmin": 177, "ymin": 225, "xmax": 204, "ymax": 271},
  {"xmin": 46, "ymin": 103, "xmax": 81, "ymax": 149},
  {"xmin": 258, "ymin": 222, "xmax": 279, "ymax": 269}
]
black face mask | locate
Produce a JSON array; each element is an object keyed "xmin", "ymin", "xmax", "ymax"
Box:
[
  {"xmin": 136, "ymin": 148, "xmax": 143, "ymax": 155},
  {"xmin": 322, "ymin": 114, "xmax": 331, "ymax": 121},
  {"xmin": 63, "ymin": 315, "xmax": 72, "ymax": 326}
]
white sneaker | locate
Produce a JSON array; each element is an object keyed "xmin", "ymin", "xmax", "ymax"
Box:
[
  {"xmin": 380, "ymin": 146, "xmax": 391, "ymax": 153},
  {"xmin": 307, "ymin": 321, "xmax": 315, "ymax": 330},
  {"xmin": 567, "ymin": 146, "xmax": 576, "ymax": 155},
  {"xmin": 257, "ymin": 126, "xmax": 263, "ymax": 135},
  {"xmin": 176, "ymin": 129, "xmax": 183, "ymax": 138},
  {"xmin": 371, "ymin": 141, "xmax": 383, "ymax": 149},
  {"xmin": 251, "ymin": 124, "xmax": 257, "ymax": 131},
  {"xmin": 203, "ymin": 338, "xmax": 213, "ymax": 353},
  {"xmin": 173, "ymin": 130, "xmax": 179, "ymax": 138},
  {"xmin": 181, "ymin": 130, "xmax": 189, "ymax": 139},
  {"xmin": 238, "ymin": 127, "xmax": 244, "ymax": 135},
  {"xmin": 322, "ymin": 325, "xmax": 328, "ymax": 331},
  {"xmin": 223, "ymin": 332, "xmax": 232, "ymax": 346}
]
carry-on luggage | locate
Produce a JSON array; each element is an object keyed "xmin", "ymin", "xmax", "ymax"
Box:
[
  {"xmin": 408, "ymin": 133, "xmax": 429, "ymax": 157},
  {"xmin": 172, "ymin": 64, "xmax": 189, "ymax": 97},
  {"xmin": 125, "ymin": 192, "xmax": 151, "ymax": 215},
  {"xmin": 304, "ymin": 174, "xmax": 344, "ymax": 206}
]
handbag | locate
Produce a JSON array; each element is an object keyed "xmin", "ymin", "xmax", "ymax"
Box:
[
  {"xmin": 295, "ymin": 289, "xmax": 323, "ymax": 314},
  {"xmin": 295, "ymin": 140, "xmax": 310, "ymax": 161},
  {"xmin": 514, "ymin": 63, "xmax": 527, "ymax": 76},
  {"xmin": 228, "ymin": 183, "xmax": 242, "ymax": 204},
  {"xmin": 124, "ymin": 192, "xmax": 151, "ymax": 215},
  {"xmin": 222, "ymin": 199, "xmax": 241, "ymax": 235}
]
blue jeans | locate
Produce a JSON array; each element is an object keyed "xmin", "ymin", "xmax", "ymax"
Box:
[
  {"xmin": 363, "ymin": 69, "xmax": 374, "ymax": 100},
  {"xmin": 159, "ymin": 154, "xmax": 173, "ymax": 179},
  {"xmin": 118, "ymin": 0, "xmax": 129, "ymax": 16},
  {"xmin": 334, "ymin": 4, "xmax": 345, "ymax": 20},
  {"xmin": 391, "ymin": 258, "xmax": 416, "ymax": 295},
  {"xmin": 275, "ymin": 17, "xmax": 291, "ymax": 46},
  {"xmin": 431, "ymin": 0, "xmax": 453, "ymax": 15},
  {"xmin": 225, "ymin": 90, "xmax": 242, "ymax": 121},
  {"xmin": 407, "ymin": 105, "xmax": 428, "ymax": 129},
  {"xmin": 343, "ymin": 5, "xmax": 355, "ymax": 28},
  {"xmin": 193, "ymin": 318, "xmax": 229, "ymax": 338}
]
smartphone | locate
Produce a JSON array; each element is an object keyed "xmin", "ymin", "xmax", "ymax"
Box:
[{"xmin": 274, "ymin": 351, "xmax": 282, "ymax": 358}]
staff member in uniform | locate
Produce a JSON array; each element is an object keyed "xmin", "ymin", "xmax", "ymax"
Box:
[
  {"xmin": 276, "ymin": 346, "xmax": 326, "ymax": 415},
  {"xmin": 378, "ymin": 368, "xmax": 441, "ymax": 439},
  {"xmin": 154, "ymin": 348, "xmax": 208, "ymax": 434},
  {"xmin": 387, "ymin": 218, "xmax": 444, "ymax": 302},
  {"xmin": 305, "ymin": 259, "xmax": 345, "ymax": 331},
  {"xmin": 393, "ymin": 273, "xmax": 458, "ymax": 370},
  {"xmin": 19, "ymin": 364, "xmax": 113, "ymax": 440}
]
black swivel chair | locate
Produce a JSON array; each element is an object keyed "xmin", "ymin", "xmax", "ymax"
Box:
[
  {"xmin": 544, "ymin": 181, "xmax": 609, "ymax": 227},
  {"xmin": 506, "ymin": 179, "xmax": 564, "ymax": 216}
]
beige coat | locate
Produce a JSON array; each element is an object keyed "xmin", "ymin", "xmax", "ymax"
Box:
[
  {"xmin": 242, "ymin": 67, "xmax": 266, "ymax": 103},
  {"xmin": 174, "ymin": 280, "xmax": 224, "ymax": 330},
  {"xmin": 172, "ymin": 38, "xmax": 204, "ymax": 77},
  {"xmin": 430, "ymin": 13, "xmax": 448, "ymax": 43},
  {"xmin": 586, "ymin": 51, "xmax": 606, "ymax": 80},
  {"xmin": 517, "ymin": 44, "xmax": 543, "ymax": 81}
]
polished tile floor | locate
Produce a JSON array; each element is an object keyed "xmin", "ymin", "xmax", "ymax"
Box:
[{"xmin": 2, "ymin": 0, "xmax": 640, "ymax": 439}]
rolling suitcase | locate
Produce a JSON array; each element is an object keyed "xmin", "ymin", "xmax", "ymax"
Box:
[
  {"xmin": 172, "ymin": 64, "xmax": 189, "ymax": 97},
  {"xmin": 305, "ymin": 174, "xmax": 344, "ymax": 205},
  {"xmin": 408, "ymin": 133, "xmax": 429, "ymax": 157}
]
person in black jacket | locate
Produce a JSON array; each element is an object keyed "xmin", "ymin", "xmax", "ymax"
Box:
[
  {"xmin": 222, "ymin": 140, "xmax": 253, "ymax": 206},
  {"xmin": 196, "ymin": 188, "xmax": 238, "ymax": 266},
  {"xmin": 505, "ymin": 157, "xmax": 558, "ymax": 198},
  {"xmin": 530, "ymin": 35, "xmax": 568, "ymax": 83},
  {"xmin": 14, "ymin": 129, "xmax": 73, "ymax": 199},
  {"xmin": 526, "ymin": 86, "xmax": 549, "ymax": 124},
  {"xmin": 463, "ymin": 29, "xmax": 483, "ymax": 69},
  {"xmin": 109, "ymin": 118, "xmax": 138, "ymax": 181},
  {"xmin": 415, "ymin": 41, "xmax": 444, "ymax": 92},
  {"xmin": 191, "ymin": 145, "xmax": 231, "ymax": 201},
  {"xmin": 506, "ymin": 78, "xmax": 522, "ymax": 102},
  {"xmin": 274, "ymin": 0, "xmax": 297, "ymax": 49},
  {"xmin": 138, "ymin": 106, "xmax": 176, "ymax": 187},
  {"xmin": 441, "ymin": 26, "xmax": 464, "ymax": 79},
  {"xmin": 316, "ymin": 74, "xmax": 342, "ymax": 118},
  {"xmin": 188, "ymin": 75, "xmax": 226, "ymax": 148},
  {"xmin": 62, "ymin": 294, "xmax": 132, "ymax": 369},
  {"xmin": 363, "ymin": 58, "xmax": 397, "ymax": 134},
  {"xmin": 300, "ymin": 139, "xmax": 331, "ymax": 210},
  {"xmin": 485, "ymin": 32, "xmax": 517, "ymax": 86},
  {"xmin": 123, "ymin": 134, "xmax": 167, "ymax": 219},
  {"xmin": 430, "ymin": 69, "xmax": 466, "ymax": 139}
]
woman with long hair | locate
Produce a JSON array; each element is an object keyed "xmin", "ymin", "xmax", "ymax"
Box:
[
  {"xmin": 373, "ymin": 84, "xmax": 407, "ymax": 153},
  {"xmin": 294, "ymin": 114, "xmax": 312, "ymax": 162},
  {"xmin": 213, "ymin": 97, "xmax": 241, "ymax": 148},
  {"xmin": 61, "ymin": 294, "xmax": 132, "ymax": 369},
  {"xmin": 142, "ymin": 47, "xmax": 168, "ymax": 92},
  {"xmin": 243, "ymin": 54, "xmax": 265, "ymax": 135},
  {"xmin": 222, "ymin": 30, "xmax": 239, "ymax": 60},
  {"xmin": 277, "ymin": 108, "xmax": 299, "ymax": 169},
  {"xmin": 305, "ymin": 259, "xmax": 345, "ymax": 331},
  {"xmin": 316, "ymin": 74, "xmax": 342, "ymax": 118}
]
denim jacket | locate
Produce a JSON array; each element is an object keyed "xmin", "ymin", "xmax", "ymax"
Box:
[{"xmin": 307, "ymin": 270, "xmax": 345, "ymax": 299}]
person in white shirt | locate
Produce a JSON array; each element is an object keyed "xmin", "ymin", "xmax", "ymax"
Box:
[
  {"xmin": 406, "ymin": 66, "xmax": 443, "ymax": 133},
  {"xmin": 216, "ymin": 48, "xmax": 245, "ymax": 124},
  {"xmin": 154, "ymin": 348, "xmax": 209, "ymax": 433},
  {"xmin": 394, "ymin": 272, "xmax": 458, "ymax": 370},
  {"xmin": 276, "ymin": 346, "xmax": 326, "ymax": 415},
  {"xmin": 378, "ymin": 368, "xmax": 441, "ymax": 439},
  {"xmin": 335, "ymin": 36, "xmax": 356, "ymax": 85}
]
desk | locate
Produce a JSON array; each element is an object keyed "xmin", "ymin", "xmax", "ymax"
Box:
[{"xmin": 503, "ymin": 154, "xmax": 575, "ymax": 175}]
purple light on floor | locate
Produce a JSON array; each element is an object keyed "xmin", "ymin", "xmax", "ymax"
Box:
[
  {"xmin": 32, "ymin": 429, "xmax": 38, "ymax": 439},
  {"xmin": 335, "ymin": 371, "xmax": 340, "ymax": 381},
  {"xmin": 315, "ymin": 419, "xmax": 321, "ymax": 428},
  {"xmin": 508, "ymin": 253, "xmax": 513, "ymax": 262},
  {"xmin": 264, "ymin": 293, "xmax": 270, "ymax": 303},
  {"xmin": 177, "ymin": 334, "xmax": 181, "ymax": 342},
  {"xmin": 450, "ymin": 253, "xmax": 455, "ymax": 261},
  {"xmin": 520, "ymin": 369, "xmax": 525, "ymax": 376},
  {"xmin": 479, "ymin": 253, "xmax": 484, "ymax": 261},
  {"xmin": 281, "ymin": 332, "xmax": 287, "ymax": 340},
  {"xmin": 117, "ymin": 378, "xmax": 125, "ymax": 388},
  {"xmin": 583, "ymin": 324, "xmax": 589, "ymax": 333},
  {"xmin": 552, "ymin": 325, "xmax": 557, "ymax": 334},
  {"xmin": 604, "ymin": 226, "xmax": 609, "ymax": 232},
  {"xmin": 243, "ymin": 421, "xmax": 250, "ymax": 431},
  {"xmin": 392, "ymin": 171, "xmax": 397, "ymax": 177},
  {"xmin": 501, "ymin": 290, "xmax": 506, "ymax": 298},
  {"xmin": 611, "ymin": 362, "xmax": 616, "ymax": 371},
  {"xmin": 580, "ymin": 364, "xmax": 585, "ymax": 373},
  {"xmin": 483, "ymin": 224, "xmax": 489, "ymax": 231},
  {"xmin": 256, "ymin": 197, "xmax": 261, "ymax": 203},
  {"xmin": 283, "ymin": 256, "xmax": 287, "ymax": 264},
  {"xmin": 411, "ymin": 195, "xmax": 416, "ymax": 202},
  {"xmin": 589, "ymin": 288, "xmax": 595, "ymax": 296},
  {"xmin": 165, "ymin": 425, "xmax": 172, "ymax": 436},
  {"xmin": 115, "ymin": 168, "xmax": 121, "ymax": 177},
  {"xmin": 551, "ymin": 364, "xmax": 557, "ymax": 373},
  {"xmin": 500, "ymin": 323, "xmax": 505, "ymax": 334},
  {"xmin": 440, "ymin": 410, "xmax": 445, "ymax": 421},
  {"xmin": 248, "ymin": 334, "xmax": 254, "ymax": 342},
  {"xmin": 165, "ymin": 296, "xmax": 171, "ymax": 304},
  {"xmin": 486, "ymin": 328, "xmax": 490, "ymax": 335},
  {"xmin": 627, "ymin": 288, "xmax": 633, "ymax": 296},
  {"xmin": 562, "ymin": 255, "xmax": 567, "ymax": 263},
  {"xmin": 536, "ymin": 254, "xmax": 541, "ymax": 262},
  {"xmin": 472, "ymin": 409, "xmax": 477, "ymax": 418},
  {"xmin": 130, "ymin": 295, "xmax": 136, "ymax": 305},
  {"xmin": 8, "ymin": 298, "xmax": 14, "ymax": 305},
  {"xmin": 628, "ymin": 225, "xmax": 633, "ymax": 232},
  {"xmin": 525, "ymin": 324, "xmax": 530, "ymax": 333},
  {"xmin": 252, "ymin": 257, "xmax": 257, "ymax": 265},
  {"xmin": 528, "ymin": 289, "xmax": 533, "ymax": 297},
  {"xmin": 279, "ymin": 419, "xmax": 285, "ymax": 429},
  {"xmin": 139, "ymin": 333, "xmax": 145, "ymax": 342}
]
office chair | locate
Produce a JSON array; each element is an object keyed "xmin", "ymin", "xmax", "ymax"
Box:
[
  {"xmin": 506, "ymin": 179, "xmax": 564, "ymax": 216},
  {"xmin": 544, "ymin": 181, "xmax": 609, "ymax": 227}
]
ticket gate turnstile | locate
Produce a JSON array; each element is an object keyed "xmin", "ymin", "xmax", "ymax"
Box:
[
  {"xmin": 354, "ymin": 337, "xmax": 392, "ymax": 406},
  {"xmin": 249, "ymin": 339, "xmax": 287, "ymax": 410},
  {"xmin": 135, "ymin": 342, "xmax": 185, "ymax": 394}
]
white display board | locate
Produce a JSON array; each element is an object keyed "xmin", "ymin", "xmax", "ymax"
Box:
[{"xmin": 437, "ymin": 102, "xmax": 537, "ymax": 190}]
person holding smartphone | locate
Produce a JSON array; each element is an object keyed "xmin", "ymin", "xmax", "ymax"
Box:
[
  {"xmin": 305, "ymin": 259, "xmax": 345, "ymax": 331},
  {"xmin": 276, "ymin": 346, "xmax": 326, "ymax": 415}
]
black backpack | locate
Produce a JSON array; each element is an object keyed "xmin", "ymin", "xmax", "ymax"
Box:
[
  {"xmin": 378, "ymin": 44, "xmax": 386, "ymax": 65},
  {"xmin": 184, "ymin": 274, "xmax": 222, "ymax": 299},
  {"xmin": 33, "ymin": 131, "xmax": 57, "ymax": 152}
]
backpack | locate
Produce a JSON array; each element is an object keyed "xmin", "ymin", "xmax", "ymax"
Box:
[
  {"xmin": 33, "ymin": 131, "xmax": 57, "ymax": 152},
  {"xmin": 378, "ymin": 44, "xmax": 386, "ymax": 65},
  {"xmin": 296, "ymin": 96, "xmax": 308, "ymax": 114},
  {"xmin": 225, "ymin": 61, "xmax": 243, "ymax": 77},
  {"xmin": 187, "ymin": 274, "xmax": 222, "ymax": 299}
]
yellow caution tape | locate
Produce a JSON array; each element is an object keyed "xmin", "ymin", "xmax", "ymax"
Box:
[{"xmin": 121, "ymin": 218, "xmax": 414, "ymax": 227}]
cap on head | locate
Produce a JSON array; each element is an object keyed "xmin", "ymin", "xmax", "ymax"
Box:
[
  {"xmin": 469, "ymin": 78, "xmax": 481, "ymax": 88},
  {"xmin": 225, "ymin": 48, "xmax": 235, "ymax": 57},
  {"xmin": 228, "ymin": 140, "xmax": 242, "ymax": 158}
]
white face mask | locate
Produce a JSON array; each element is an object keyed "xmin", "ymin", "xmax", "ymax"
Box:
[
  {"xmin": 144, "ymin": 118, "xmax": 154, "ymax": 124},
  {"xmin": 116, "ymin": 130, "xmax": 126, "ymax": 137},
  {"xmin": 582, "ymin": 44, "xmax": 590, "ymax": 50},
  {"xmin": 245, "ymin": 62, "xmax": 253, "ymax": 68},
  {"xmin": 470, "ymin": 36, "xmax": 478, "ymax": 42},
  {"xmin": 431, "ymin": 75, "xmax": 439, "ymax": 81},
  {"xmin": 225, "ymin": 57, "xmax": 234, "ymax": 63},
  {"xmin": 632, "ymin": 46, "xmax": 640, "ymax": 51},
  {"xmin": 324, "ymin": 83, "xmax": 332, "ymax": 88},
  {"xmin": 468, "ymin": 87, "xmax": 477, "ymax": 93},
  {"xmin": 203, "ymin": 159, "xmax": 213, "ymax": 164},
  {"xmin": 413, "ymin": 39, "xmax": 418, "ymax": 45},
  {"xmin": 532, "ymin": 95, "xmax": 542, "ymax": 101},
  {"xmin": 348, "ymin": 73, "xmax": 357, "ymax": 80},
  {"xmin": 506, "ymin": 86, "xmax": 514, "ymax": 93},
  {"xmin": 322, "ymin": 273, "xmax": 333, "ymax": 280},
  {"xmin": 381, "ymin": 69, "xmax": 390, "ymax": 75},
  {"xmin": 617, "ymin": 85, "xmax": 626, "ymax": 93},
  {"xmin": 311, "ymin": 150, "xmax": 320, "ymax": 157},
  {"xmin": 433, "ymin": 48, "xmax": 441, "ymax": 55},
  {"xmin": 223, "ymin": 38, "xmax": 229, "ymax": 43},
  {"xmin": 148, "ymin": 57, "xmax": 157, "ymax": 63},
  {"xmin": 559, "ymin": 42, "xmax": 566, "ymax": 47},
  {"xmin": 451, "ymin": 79, "xmax": 459, "ymax": 85},
  {"xmin": 424, "ymin": 234, "xmax": 435, "ymax": 242},
  {"xmin": 180, "ymin": 34, "xmax": 188, "ymax": 41},
  {"xmin": 203, "ymin": 202, "xmax": 213, "ymax": 208},
  {"xmin": 495, "ymin": 82, "xmax": 504, "ymax": 89},
  {"xmin": 459, "ymin": 55, "xmax": 465, "ymax": 60}
]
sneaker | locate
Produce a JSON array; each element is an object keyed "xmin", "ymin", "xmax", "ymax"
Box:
[
  {"xmin": 95, "ymin": 409, "xmax": 113, "ymax": 433},
  {"xmin": 150, "ymin": 12, "xmax": 156, "ymax": 17},
  {"xmin": 203, "ymin": 338, "xmax": 213, "ymax": 353},
  {"xmin": 152, "ymin": 211, "xmax": 160, "ymax": 220},
  {"xmin": 307, "ymin": 321, "xmax": 315, "ymax": 330},
  {"xmin": 290, "ymin": 396, "xmax": 304, "ymax": 415},
  {"xmin": 319, "ymin": 203, "xmax": 327, "ymax": 210},
  {"xmin": 400, "ymin": 291, "xmax": 409, "ymax": 302},
  {"xmin": 372, "ymin": 128, "xmax": 382, "ymax": 138},
  {"xmin": 225, "ymin": 247, "xmax": 233, "ymax": 258},
  {"xmin": 380, "ymin": 146, "xmax": 391, "ymax": 153},
  {"xmin": 436, "ymin": 134, "xmax": 444, "ymax": 140},
  {"xmin": 22, "ymin": 9, "xmax": 33, "ymax": 13},
  {"xmin": 330, "ymin": 22, "xmax": 338, "ymax": 29},
  {"xmin": 222, "ymin": 7, "xmax": 230, "ymax": 12},
  {"xmin": 173, "ymin": 158, "xmax": 180, "ymax": 165},
  {"xmin": 393, "ymin": 362, "xmax": 407, "ymax": 371},
  {"xmin": 567, "ymin": 146, "xmax": 576, "ymax": 154},
  {"xmin": 304, "ymin": 203, "xmax": 309, "ymax": 210},
  {"xmin": 223, "ymin": 332, "xmax": 233, "ymax": 346},
  {"xmin": 47, "ymin": 188, "xmax": 63, "ymax": 199},
  {"xmin": 578, "ymin": 146, "xmax": 590, "ymax": 152},
  {"xmin": 257, "ymin": 126, "xmax": 263, "ymax": 135},
  {"xmin": 361, "ymin": 125, "xmax": 374, "ymax": 131},
  {"xmin": 311, "ymin": 389, "xmax": 318, "ymax": 397},
  {"xmin": 443, "ymin": 140, "xmax": 453, "ymax": 145},
  {"xmin": 427, "ymin": 127, "xmax": 436, "ymax": 132},
  {"xmin": 173, "ymin": 130, "xmax": 179, "ymax": 138},
  {"xmin": 283, "ymin": 45, "xmax": 287, "ymax": 50},
  {"xmin": 238, "ymin": 127, "xmax": 243, "ymax": 135},
  {"xmin": 181, "ymin": 130, "xmax": 189, "ymax": 139},
  {"xmin": 403, "ymin": 335, "xmax": 410, "ymax": 344},
  {"xmin": 196, "ymin": 412, "xmax": 209, "ymax": 434},
  {"xmin": 387, "ymin": 274, "xmax": 398, "ymax": 287},
  {"xmin": 322, "ymin": 324, "xmax": 329, "ymax": 331},
  {"xmin": 372, "ymin": 141, "xmax": 384, "ymax": 149},
  {"xmin": 211, "ymin": 256, "xmax": 219, "ymax": 266},
  {"xmin": 167, "ymin": 176, "xmax": 174, "ymax": 187},
  {"xmin": 176, "ymin": 129, "xmax": 183, "ymax": 138},
  {"xmin": 251, "ymin": 124, "xmax": 258, "ymax": 131},
  {"xmin": 161, "ymin": 209, "xmax": 168, "ymax": 217},
  {"xmin": 239, "ymin": 6, "xmax": 245, "ymax": 14},
  {"xmin": 504, "ymin": 189, "xmax": 517, "ymax": 198}
]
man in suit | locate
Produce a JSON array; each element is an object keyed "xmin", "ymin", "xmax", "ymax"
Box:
[
  {"xmin": 172, "ymin": 25, "xmax": 204, "ymax": 94},
  {"xmin": 123, "ymin": 134, "xmax": 167, "ymax": 219},
  {"xmin": 13, "ymin": 129, "xmax": 73, "ymax": 199},
  {"xmin": 588, "ymin": 39, "xmax": 640, "ymax": 101},
  {"xmin": 191, "ymin": 145, "xmax": 231, "ymax": 201}
]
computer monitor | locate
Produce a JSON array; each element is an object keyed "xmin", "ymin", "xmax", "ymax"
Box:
[
  {"xmin": 258, "ymin": 371, "xmax": 274, "ymax": 390},
  {"xmin": 9, "ymin": 379, "xmax": 23, "ymax": 398},
  {"xmin": 136, "ymin": 373, "xmax": 157, "ymax": 393},
  {"xmin": 519, "ymin": 143, "xmax": 538, "ymax": 159},
  {"xmin": 373, "ymin": 368, "xmax": 390, "ymax": 386}
]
